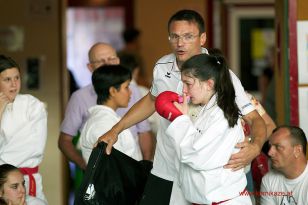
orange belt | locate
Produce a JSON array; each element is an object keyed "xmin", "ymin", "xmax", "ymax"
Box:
[{"xmin": 19, "ymin": 166, "xmax": 38, "ymax": 197}]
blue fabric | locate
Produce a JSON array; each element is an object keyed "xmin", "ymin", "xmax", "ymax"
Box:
[{"xmin": 246, "ymin": 170, "xmax": 254, "ymax": 192}]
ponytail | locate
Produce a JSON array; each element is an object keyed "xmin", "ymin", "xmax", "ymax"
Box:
[{"xmin": 215, "ymin": 56, "xmax": 241, "ymax": 127}]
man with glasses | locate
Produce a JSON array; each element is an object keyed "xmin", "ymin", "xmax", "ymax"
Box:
[
  {"xmin": 98, "ymin": 10, "xmax": 267, "ymax": 205},
  {"xmin": 58, "ymin": 42, "xmax": 154, "ymax": 171}
]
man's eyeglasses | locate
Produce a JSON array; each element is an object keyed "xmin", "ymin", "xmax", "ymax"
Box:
[
  {"xmin": 168, "ymin": 33, "xmax": 199, "ymax": 44},
  {"xmin": 90, "ymin": 56, "xmax": 119, "ymax": 66}
]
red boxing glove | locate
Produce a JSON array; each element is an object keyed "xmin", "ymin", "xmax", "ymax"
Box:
[{"xmin": 155, "ymin": 91, "xmax": 183, "ymax": 121}]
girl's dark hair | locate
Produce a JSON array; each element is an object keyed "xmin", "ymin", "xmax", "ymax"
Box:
[
  {"xmin": 0, "ymin": 55, "xmax": 20, "ymax": 73},
  {"xmin": 0, "ymin": 164, "xmax": 19, "ymax": 190},
  {"xmin": 92, "ymin": 65, "xmax": 132, "ymax": 105},
  {"xmin": 181, "ymin": 54, "xmax": 241, "ymax": 127},
  {"xmin": 0, "ymin": 197, "xmax": 8, "ymax": 205},
  {"xmin": 168, "ymin": 9, "xmax": 205, "ymax": 34}
]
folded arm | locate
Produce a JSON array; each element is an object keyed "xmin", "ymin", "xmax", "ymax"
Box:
[{"xmin": 225, "ymin": 110, "xmax": 267, "ymax": 170}]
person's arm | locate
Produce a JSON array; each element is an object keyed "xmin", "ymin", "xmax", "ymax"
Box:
[
  {"xmin": 127, "ymin": 83, "xmax": 155, "ymax": 161},
  {"xmin": 58, "ymin": 132, "xmax": 86, "ymax": 170},
  {"xmin": 98, "ymin": 92, "xmax": 156, "ymax": 154},
  {"xmin": 225, "ymin": 71, "xmax": 267, "ymax": 171},
  {"xmin": 225, "ymin": 110, "xmax": 267, "ymax": 170},
  {"xmin": 138, "ymin": 131, "xmax": 155, "ymax": 161},
  {"xmin": 0, "ymin": 92, "xmax": 9, "ymax": 122},
  {"xmin": 58, "ymin": 89, "xmax": 89, "ymax": 170},
  {"xmin": 249, "ymin": 93, "xmax": 276, "ymax": 138},
  {"xmin": 261, "ymin": 112, "xmax": 276, "ymax": 138}
]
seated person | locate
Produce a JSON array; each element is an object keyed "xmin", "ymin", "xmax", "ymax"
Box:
[
  {"xmin": 79, "ymin": 65, "xmax": 142, "ymax": 163},
  {"xmin": 261, "ymin": 125, "xmax": 308, "ymax": 205},
  {"xmin": 0, "ymin": 164, "xmax": 47, "ymax": 205}
]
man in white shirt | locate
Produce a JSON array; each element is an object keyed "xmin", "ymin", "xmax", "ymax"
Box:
[
  {"xmin": 261, "ymin": 125, "xmax": 308, "ymax": 205},
  {"xmin": 98, "ymin": 9, "xmax": 267, "ymax": 205}
]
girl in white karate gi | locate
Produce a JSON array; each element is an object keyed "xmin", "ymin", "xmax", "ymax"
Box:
[
  {"xmin": 0, "ymin": 55, "xmax": 47, "ymax": 203},
  {"xmin": 166, "ymin": 54, "xmax": 252, "ymax": 205}
]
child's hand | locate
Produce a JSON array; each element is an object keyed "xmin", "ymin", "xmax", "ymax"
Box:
[
  {"xmin": 0, "ymin": 92, "xmax": 9, "ymax": 108},
  {"xmin": 174, "ymin": 93, "xmax": 189, "ymax": 115}
]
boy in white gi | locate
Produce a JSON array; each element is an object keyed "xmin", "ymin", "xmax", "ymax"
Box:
[
  {"xmin": 166, "ymin": 54, "xmax": 252, "ymax": 204},
  {"xmin": 0, "ymin": 55, "xmax": 47, "ymax": 203},
  {"xmin": 79, "ymin": 65, "xmax": 142, "ymax": 163}
]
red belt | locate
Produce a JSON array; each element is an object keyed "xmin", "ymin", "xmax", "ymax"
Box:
[
  {"xmin": 192, "ymin": 199, "xmax": 230, "ymax": 205},
  {"xmin": 19, "ymin": 166, "xmax": 38, "ymax": 197}
]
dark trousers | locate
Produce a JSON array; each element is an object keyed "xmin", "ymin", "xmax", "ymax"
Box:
[{"xmin": 138, "ymin": 174, "xmax": 173, "ymax": 205}]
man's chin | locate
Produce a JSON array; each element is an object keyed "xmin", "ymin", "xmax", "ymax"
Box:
[
  {"xmin": 177, "ymin": 56, "xmax": 189, "ymax": 63},
  {"xmin": 271, "ymin": 163, "xmax": 282, "ymax": 171}
]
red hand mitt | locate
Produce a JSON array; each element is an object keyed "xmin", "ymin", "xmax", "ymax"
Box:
[{"xmin": 155, "ymin": 91, "xmax": 183, "ymax": 121}]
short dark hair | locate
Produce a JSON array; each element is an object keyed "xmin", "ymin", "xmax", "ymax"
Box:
[
  {"xmin": 92, "ymin": 65, "xmax": 132, "ymax": 105},
  {"xmin": 122, "ymin": 28, "xmax": 140, "ymax": 43},
  {"xmin": 273, "ymin": 125, "xmax": 307, "ymax": 154},
  {"xmin": 118, "ymin": 53, "xmax": 139, "ymax": 73},
  {"xmin": 168, "ymin": 9, "xmax": 205, "ymax": 34},
  {"xmin": 0, "ymin": 164, "xmax": 19, "ymax": 190},
  {"xmin": 0, "ymin": 55, "xmax": 20, "ymax": 73}
]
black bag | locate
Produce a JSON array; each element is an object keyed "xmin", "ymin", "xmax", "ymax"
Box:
[{"xmin": 75, "ymin": 142, "xmax": 152, "ymax": 205}]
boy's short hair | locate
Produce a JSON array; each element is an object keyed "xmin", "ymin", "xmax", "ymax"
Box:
[
  {"xmin": 92, "ymin": 65, "xmax": 132, "ymax": 104},
  {"xmin": 168, "ymin": 9, "xmax": 205, "ymax": 34}
]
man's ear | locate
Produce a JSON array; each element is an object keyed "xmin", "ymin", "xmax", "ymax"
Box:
[
  {"xmin": 200, "ymin": 32, "xmax": 206, "ymax": 47},
  {"xmin": 87, "ymin": 63, "xmax": 95, "ymax": 73},
  {"xmin": 294, "ymin": 144, "xmax": 303, "ymax": 158}
]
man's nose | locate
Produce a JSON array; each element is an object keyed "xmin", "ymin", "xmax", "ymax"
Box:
[
  {"xmin": 177, "ymin": 36, "xmax": 185, "ymax": 46},
  {"xmin": 268, "ymin": 146, "xmax": 274, "ymax": 157}
]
